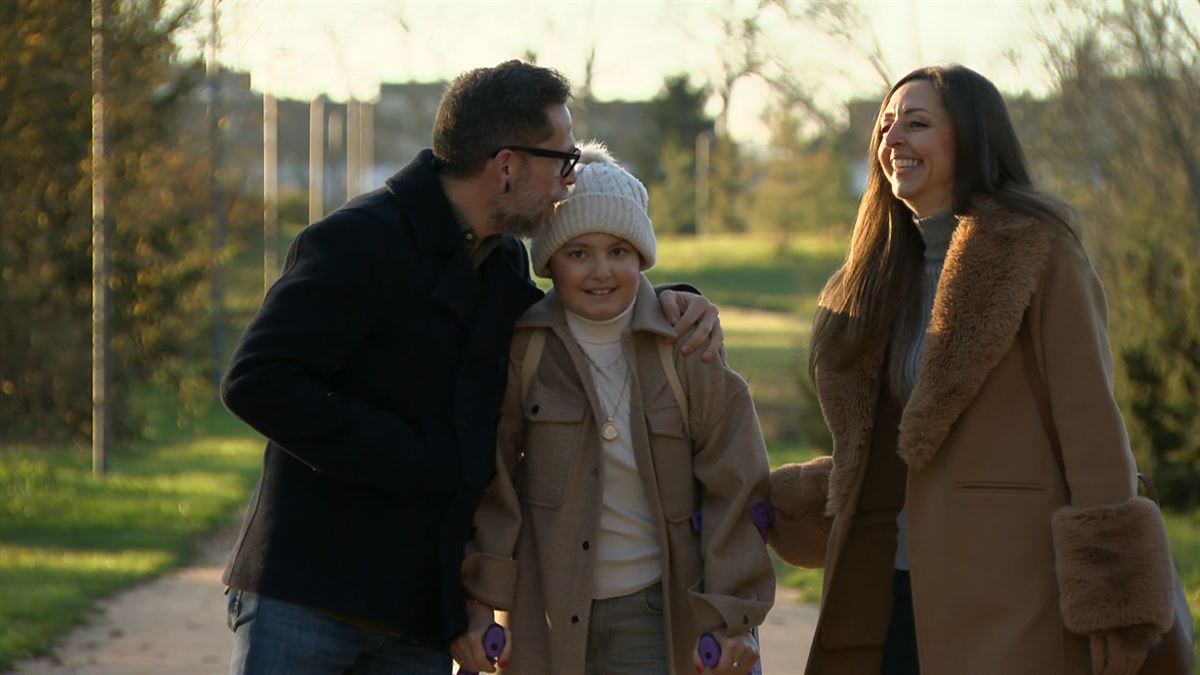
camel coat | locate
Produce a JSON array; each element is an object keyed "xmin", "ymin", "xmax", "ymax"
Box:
[
  {"xmin": 463, "ymin": 277, "xmax": 775, "ymax": 675},
  {"xmin": 769, "ymin": 198, "xmax": 1175, "ymax": 675}
]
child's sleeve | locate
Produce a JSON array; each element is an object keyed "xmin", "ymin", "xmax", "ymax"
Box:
[
  {"xmin": 460, "ymin": 340, "xmax": 527, "ymax": 611},
  {"xmin": 687, "ymin": 361, "xmax": 776, "ymax": 639}
]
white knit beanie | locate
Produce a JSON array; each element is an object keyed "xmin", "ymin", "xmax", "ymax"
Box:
[{"xmin": 530, "ymin": 141, "xmax": 656, "ymax": 278}]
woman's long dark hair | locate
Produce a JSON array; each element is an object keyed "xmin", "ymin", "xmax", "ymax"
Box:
[{"xmin": 810, "ymin": 65, "xmax": 1076, "ymax": 380}]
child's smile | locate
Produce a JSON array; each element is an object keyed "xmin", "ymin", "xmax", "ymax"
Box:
[{"xmin": 549, "ymin": 233, "xmax": 642, "ymax": 321}]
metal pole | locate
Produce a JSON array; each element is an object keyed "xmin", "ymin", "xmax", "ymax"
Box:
[
  {"xmin": 308, "ymin": 96, "xmax": 325, "ymax": 222},
  {"xmin": 207, "ymin": 0, "xmax": 226, "ymax": 387},
  {"xmin": 361, "ymin": 101, "xmax": 374, "ymax": 193},
  {"xmin": 263, "ymin": 92, "xmax": 278, "ymax": 292},
  {"xmin": 90, "ymin": 0, "xmax": 109, "ymax": 476},
  {"xmin": 694, "ymin": 130, "xmax": 712, "ymax": 238},
  {"xmin": 346, "ymin": 98, "xmax": 360, "ymax": 198}
]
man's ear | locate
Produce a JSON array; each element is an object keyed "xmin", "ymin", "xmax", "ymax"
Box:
[{"xmin": 492, "ymin": 149, "xmax": 515, "ymax": 192}]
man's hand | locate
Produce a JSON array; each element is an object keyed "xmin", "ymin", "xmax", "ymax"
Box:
[
  {"xmin": 658, "ymin": 289, "xmax": 725, "ymax": 363},
  {"xmin": 450, "ymin": 600, "xmax": 511, "ymax": 673}
]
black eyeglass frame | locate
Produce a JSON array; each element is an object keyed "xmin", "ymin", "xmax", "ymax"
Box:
[{"xmin": 489, "ymin": 145, "xmax": 581, "ymax": 178}]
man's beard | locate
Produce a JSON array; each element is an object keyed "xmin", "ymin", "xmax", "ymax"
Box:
[{"xmin": 493, "ymin": 183, "xmax": 553, "ymax": 239}]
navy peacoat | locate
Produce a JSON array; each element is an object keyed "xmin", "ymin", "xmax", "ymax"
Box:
[{"xmin": 220, "ymin": 150, "xmax": 543, "ymax": 647}]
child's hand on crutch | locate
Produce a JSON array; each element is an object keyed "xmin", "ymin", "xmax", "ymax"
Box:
[
  {"xmin": 694, "ymin": 631, "xmax": 760, "ymax": 675},
  {"xmin": 451, "ymin": 598, "xmax": 511, "ymax": 673}
]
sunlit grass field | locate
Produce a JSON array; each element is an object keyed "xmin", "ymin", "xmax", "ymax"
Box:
[{"xmin": 0, "ymin": 406, "xmax": 263, "ymax": 669}]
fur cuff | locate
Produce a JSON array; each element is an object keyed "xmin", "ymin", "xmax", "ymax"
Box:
[
  {"xmin": 767, "ymin": 456, "xmax": 834, "ymax": 568},
  {"xmin": 1051, "ymin": 496, "xmax": 1175, "ymax": 640}
]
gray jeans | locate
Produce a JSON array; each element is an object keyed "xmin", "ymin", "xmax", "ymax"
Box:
[{"xmin": 584, "ymin": 583, "xmax": 669, "ymax": 675}]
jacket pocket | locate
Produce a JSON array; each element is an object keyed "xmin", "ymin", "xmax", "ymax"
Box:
[
  {"xmin": 521, "ymin": 385, "xmax": 587, "ymax": 508},
  {"xmin": 955, "ymin": 481, "xmax": 1047, "ymax": 495},
  {"xmin": 646, "ymin": 404, "xmax": 696, "ymax": 522}
]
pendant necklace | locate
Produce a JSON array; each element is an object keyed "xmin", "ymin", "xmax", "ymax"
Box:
[{"xmin": 582, "ymin": 351, "xmax": 630, "ymax": 442}]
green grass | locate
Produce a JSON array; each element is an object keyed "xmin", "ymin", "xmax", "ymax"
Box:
[
  {"xmin": 1164, "ymin": 510, "xmax": 1200, "ymax": 643},
  {"xmin": 0, "ymin": 406, "xmax": 263, "ymax": 669},
  {"xmin": 648, "ymin": 233, "xmax": 844, "ymax": 314},
  {"xmin": 651, "ymin": 233, "xmax": 839, "ymax": 445}
]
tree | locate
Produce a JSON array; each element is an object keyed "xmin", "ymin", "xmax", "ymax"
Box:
[
  {"xmin": 0, "ymin": 0, "xmax": 239, "ymax": 444},
  {"xmin": 640, "ymin": 75, "xmax": 714, "ymax": 235},
  {"xmin": 1032, "ymin": 0, "xmax": 1200, "ymax": 507},
  {"xmin": 648, "ymin": 137, "xmax": 697, "ymax": 235},
  {"xmin": 749, "ymin": 105, "xmax": 857, "ymax": 246}
]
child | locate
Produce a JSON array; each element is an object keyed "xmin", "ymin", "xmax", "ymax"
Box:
[{"xmin": 451, "ymin": 143, "xmax": 775, "ymax": 675}]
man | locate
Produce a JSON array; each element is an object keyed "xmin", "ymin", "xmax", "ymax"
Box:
[{"xmin": 221, "ymin": 60, "xmax": 721, "ymax": 674}]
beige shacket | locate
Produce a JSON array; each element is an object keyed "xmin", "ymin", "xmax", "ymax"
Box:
[{"xmin": 565, "ymin": 302, "xmax": 663, "ymax": 600}]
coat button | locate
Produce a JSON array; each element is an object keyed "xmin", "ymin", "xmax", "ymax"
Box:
[
  {"xmin": 530, "ymin": 404, "xmax": 540, "ymax": 415},
  {"xmin": 582, "ymin": 540, "xmax": 590, "ymax": 550},
  {"xmin": 571, "ymin": 615, "xmax": 580, "ymax": 624}
]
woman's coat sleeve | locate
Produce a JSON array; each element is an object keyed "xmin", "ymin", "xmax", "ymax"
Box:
[{"xmin": 1038, "ymin": 240, "xmax": 1175, "ymax": 645}]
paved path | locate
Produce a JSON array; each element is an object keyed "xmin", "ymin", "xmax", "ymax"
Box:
[{"xmin": 8, "ymin": 527, "xmax": 816, "ymax": 675}]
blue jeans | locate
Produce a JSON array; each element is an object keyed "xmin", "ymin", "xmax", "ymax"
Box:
[
  {"xmin": 584, "ymin": 583, "xmax": 669, "ymax": 675},
  {"xmin": 227, "ymin": 589, "xmax": 451, "ymax": 675}
]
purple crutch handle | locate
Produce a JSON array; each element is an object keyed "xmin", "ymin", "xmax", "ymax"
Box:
[
  {"xmin": 751, "ymin": 501, "xmax": 774, "ymax": 542},
  {"xmin": 691, "ymin": 502, "xmax": 773, "ymax": 543},
  {"xmin": 699, "ymin": 629, "xmax": 764, "ymax": 673},
  {"xmin": 459, "ymin": 623, "xmax": 506, "ymax": 675},
  {"xmin": 698, "ymin": 633, "xmax": 721, "ymax": 668},
  {"xmin": 482, "ymin": 623, "xmax": 506, "ymax": 659}
]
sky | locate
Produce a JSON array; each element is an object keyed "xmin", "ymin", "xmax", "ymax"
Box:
[{"xmin": 170, "ymin": 0, "xmax": 1127, "ymax": 145}]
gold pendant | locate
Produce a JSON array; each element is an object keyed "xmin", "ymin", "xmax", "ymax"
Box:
[{"xmin": 601, "ymin": 419, "xmax": 619, "ymax": 441}]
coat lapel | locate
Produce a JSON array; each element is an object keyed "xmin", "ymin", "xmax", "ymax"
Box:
[
  {"xmin": 897, "ymin": 198, "xmax": 1057, "ymax": 470},
  {"xmin": 466, "ymin": 236, "xmax": 543, "ymax": 353},
  {"xmin": 385, "ymin": 150, "xmax": 484, "ymax": 328},
  {"xmin": 430, "ymin": 252, "xmax": 481, "ymax": 327},
  {"xmin": 516, "ymin": 276, "xmax": 673, "ymax": 445},
  {"xmin": 818, "ymin": 332, "xmax": 888, "ymax": 516},
  {"xmin": 819, "ymin": 198, "xmax": 1063, "ymax": 512}
]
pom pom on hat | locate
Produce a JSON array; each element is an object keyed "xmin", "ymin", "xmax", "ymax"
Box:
[{"xmin": 530, "ymin": 141, "xmax": 656, "ymax": 278}]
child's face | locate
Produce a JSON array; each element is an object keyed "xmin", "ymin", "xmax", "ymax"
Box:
[{"xmin": 548, "ymin": 232, "xmax": 642, "ymax": 321}]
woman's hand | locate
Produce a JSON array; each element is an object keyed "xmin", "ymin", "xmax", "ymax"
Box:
[
  {"xmin": 1089, "ymin": 631, "xmax": 1147, "ymax": 675},
  {"xmin": 693, "ymin": 631, "xmax": 758, "ymax": 675},
  {"xmin": 450, "ymin": 600, "xmax": 511, "ymax": 673},
  {"xmin": 658, "ymin": 289, "xmax": 725, "ymax": 363}
]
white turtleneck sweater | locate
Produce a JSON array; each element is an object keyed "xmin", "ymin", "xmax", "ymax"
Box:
[{"xmin": 565, "ymin": 302, "xmax": 663, "ymax": 600}]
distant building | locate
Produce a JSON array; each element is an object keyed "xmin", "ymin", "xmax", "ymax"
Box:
[{"xmin": 181, "ymin": 69, "xmax": 662, "ymax": 224}]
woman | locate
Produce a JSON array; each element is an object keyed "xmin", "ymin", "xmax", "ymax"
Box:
[{"xmin": 768, "ymin": 65, "xmax": 1176, "ymax": 675}]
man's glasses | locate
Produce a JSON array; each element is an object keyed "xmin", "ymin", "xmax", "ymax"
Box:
[{"xmin": 489, "ymin": 145, "xmax": 582, "ymax": 178}]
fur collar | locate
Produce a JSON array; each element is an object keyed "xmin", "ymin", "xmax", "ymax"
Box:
[{"xmin": 820, "ymin": 197, "xmax": 1060, "ymax": 514}]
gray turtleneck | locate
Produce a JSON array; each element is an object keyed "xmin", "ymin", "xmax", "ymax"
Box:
[
  {"xmin": 895, "ymin": 208, "xmax": 957, "ymax": 572},
  {"xmin": 896, "ymin": 208, "xmax": 958, "ymax": 400}
]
